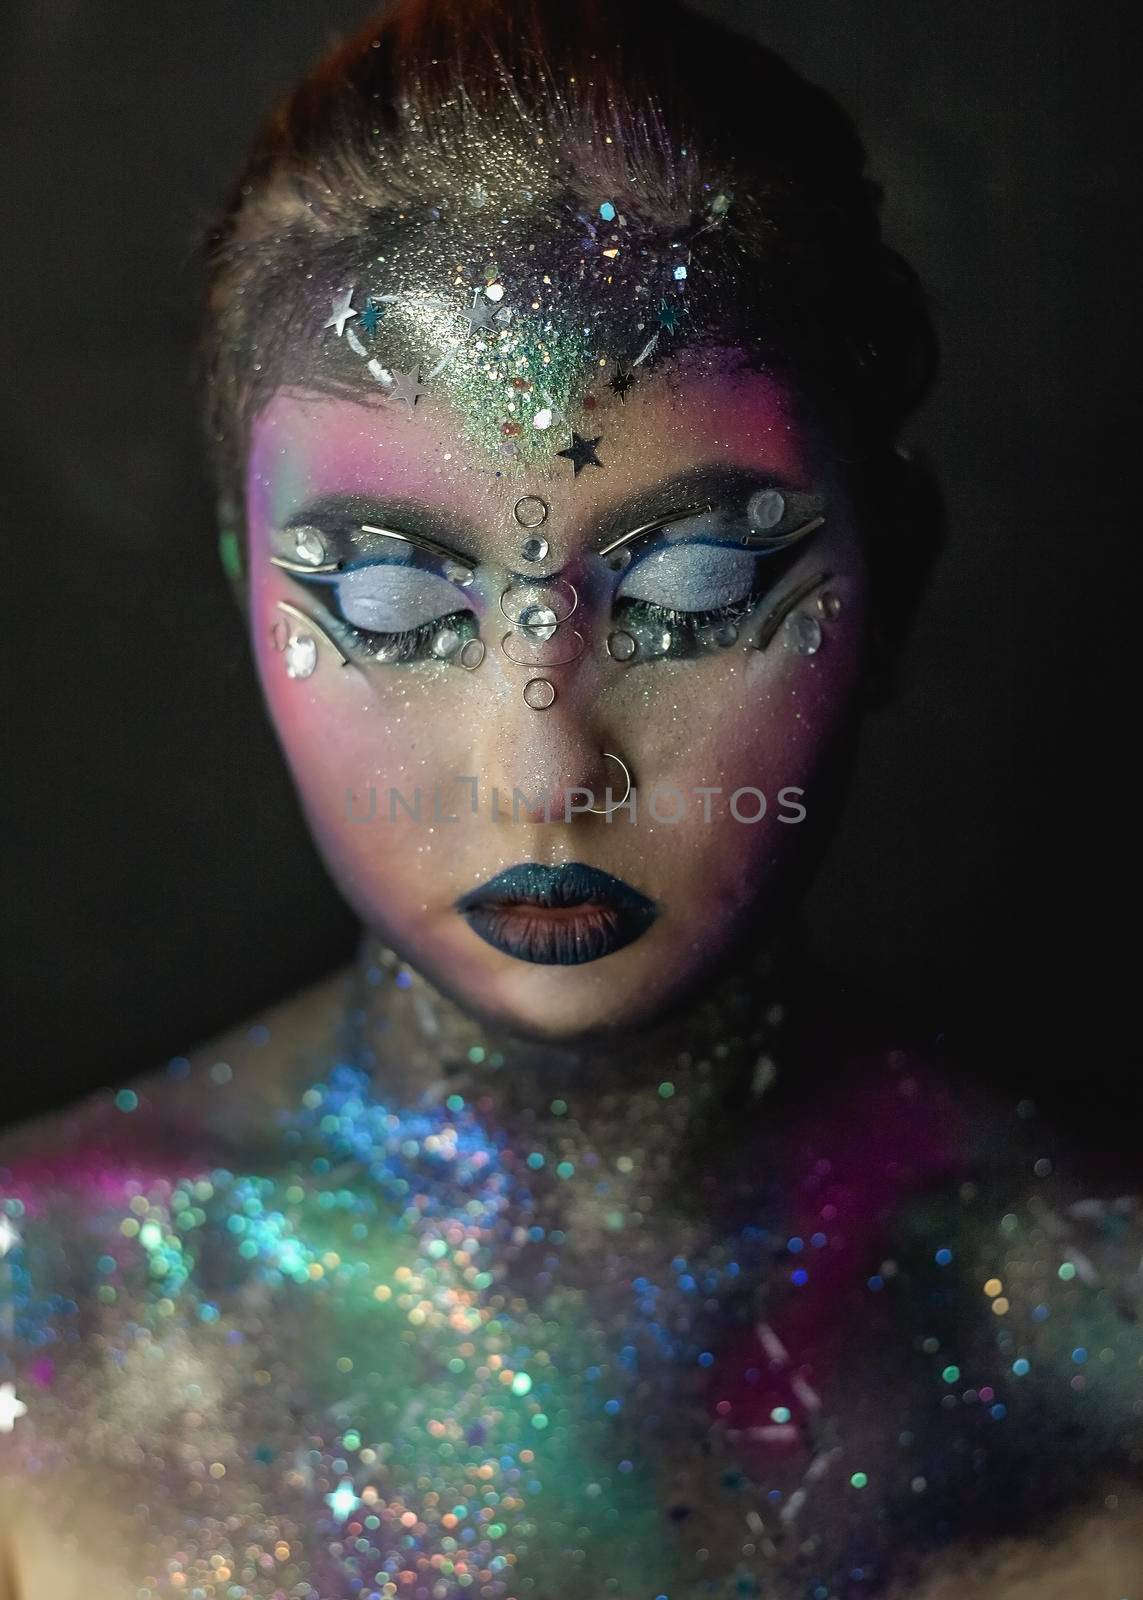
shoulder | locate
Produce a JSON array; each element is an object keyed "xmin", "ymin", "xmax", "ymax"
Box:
[{"xmin": 0, "ymin": 962, "xmax": 353, "ymax": 1190}]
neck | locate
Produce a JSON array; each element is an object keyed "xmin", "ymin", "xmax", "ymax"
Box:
[{"xmin": 341, "ymin": 930, "xmax": 788, "ymax": 1124}]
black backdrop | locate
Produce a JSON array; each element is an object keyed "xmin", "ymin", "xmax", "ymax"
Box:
[{"xmin": 2, "ymin": 0, "xmax": 1138, "ymax": 1129}]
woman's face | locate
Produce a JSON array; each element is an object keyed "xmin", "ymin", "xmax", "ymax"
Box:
[{"xmin": 245, "ymin": 352, "xmax": 867, "ymax": 1037}]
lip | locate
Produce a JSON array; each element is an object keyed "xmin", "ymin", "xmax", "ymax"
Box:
[{"xmin": 456, "ymin": 862, "xmax": 658, "ymax": 965}]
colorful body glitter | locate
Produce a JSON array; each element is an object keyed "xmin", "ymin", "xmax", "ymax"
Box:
[{"xmin": 2, "ymin": 945, "xmax": 1142, "ymax": 1596}]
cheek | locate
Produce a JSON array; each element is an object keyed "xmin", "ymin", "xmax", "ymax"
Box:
[{"xmin": 610, "ymin": 567, "xmax": 864, "ymax": 908}]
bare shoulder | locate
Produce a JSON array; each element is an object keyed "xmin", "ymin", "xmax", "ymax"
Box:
[
  {"xmin": 890, "ymin": 1484, "xmax": 1143, "ymax": 1598},
  {"xmin": 0, "ymin": 963, "xmax": 353, "ymax": 1175}
]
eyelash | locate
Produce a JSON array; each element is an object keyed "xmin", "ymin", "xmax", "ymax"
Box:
[{"xmin": 329, "ymin": 607, "xmax": 478, "ymax": 664}]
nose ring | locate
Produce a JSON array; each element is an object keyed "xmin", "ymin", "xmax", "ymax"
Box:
[{"xmin": 589, "ymin": 752, "xmax": 634, "ymax": 815}]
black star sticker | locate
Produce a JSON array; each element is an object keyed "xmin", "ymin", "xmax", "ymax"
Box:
[
  {"xmin": 557, "ymin": 431, "xmax": 604, "ymax": 475},
  {"xmin": 609, "ymin": 364, "xmax": 635, "ymax": 401}
]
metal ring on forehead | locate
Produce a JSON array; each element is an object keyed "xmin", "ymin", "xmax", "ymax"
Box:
[
  {"xmin": 498, "ymin": 578, "xmax": 580, "ymax": 628},
  {"xmin": 499, "ymin": 628, "xmax": 586, "ymax": 667},
  {"xmin": 588, "ymin": 752, "xmax": 634, "ymax": 816}
]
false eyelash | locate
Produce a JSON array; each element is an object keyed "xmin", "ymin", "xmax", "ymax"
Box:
[{"xmin": 334, "ymin": 609, "xmax": 477, "ymax": 663}]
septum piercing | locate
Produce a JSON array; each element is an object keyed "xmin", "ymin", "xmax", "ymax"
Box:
[{"xmin": 588, "ymin": 752, "xmax": 634, "ymax": 815}]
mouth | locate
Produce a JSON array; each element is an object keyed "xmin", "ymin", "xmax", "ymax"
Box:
[{"xmin": 455, "ymin": 862, "xmax": 658, "ymax": 965}]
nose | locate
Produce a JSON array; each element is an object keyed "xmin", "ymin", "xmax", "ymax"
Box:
[{"xmin": 479, "ymin": 560, "xmax": 626, "ymax": 822}]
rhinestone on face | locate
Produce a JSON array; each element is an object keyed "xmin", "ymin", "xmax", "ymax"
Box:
[
  {"xmin": 520, "ymin": 536, "xmax": 550, "ymax": 563},
  {"xmin": 517, "ymin": 604, "xmax": 558, "ymax": 641},
  {"xmin": 294, "ymin": 527, "xmax": 327, "ymax": 566},
  {"xmin": 459, "ymin": 638, "xmax": 486, "ymax": 670},
  {"xmin": 444, "ymin": 561, "xmax": 476, "ymax": 587},
  {"xmin": 606, "ymin": 630, "xmax": 637, "ymax": 662},
  {"xmin": 710, "ymin": 622, "xmax": 739, "ymax": 648},
  {"xmin": 747, "ymin": 489, "xmax": 786, "ymax": 533},
  {"xmin": 786, "ymin": 612, "xmax": 822, "ymax": 655},
  {"xmin": 817, "ymin": 590, "xmax": 842, "ymax": 621},
  {"xmin": 431, "ymin": 628, "xmax": 461, "ymax": 659},
  {"xmin": 605, "ymin": 549, "xmax": 632, "ymax": 572},
  {"xmin": 514, "ymin": 496, "xmax": 549, "ymax": 530},
  {"xmin": 523, "ymin": 677, "xmax": 556, "ymax": 710},
  {"xmin": 284, "ymin": 632, "xmax": 318, "ymax": 679}
]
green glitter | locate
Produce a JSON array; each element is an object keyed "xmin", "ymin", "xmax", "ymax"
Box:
[{"xmin": 850, "ymin": 1471, "xmax": 869, "ymax": 1489}]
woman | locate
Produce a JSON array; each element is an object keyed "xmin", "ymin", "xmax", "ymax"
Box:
[{"xmin": 1, "ymin": 1, "xmax": 1140, "ymax": 1593}]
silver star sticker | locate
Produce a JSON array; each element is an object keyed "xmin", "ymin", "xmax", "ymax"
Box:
[
  {"xmin": 324, "ymin": 287, "xmax": 358, "ymax": 338},
  {"xmin": 464, "ymin": 293, "xmax": 497, "ymax": 335},
  {"xmin": 389, "ymin": 365, "xmax": 425, "ymax": 412}
]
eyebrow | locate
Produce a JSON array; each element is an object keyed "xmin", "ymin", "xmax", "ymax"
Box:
[
  {"xmin": 592, "ymin": 465, "xmax": 807, "ymax": 556},
  {"xmin": 284, "ymin": 495, "xmax": 480, "ymax": 568}
]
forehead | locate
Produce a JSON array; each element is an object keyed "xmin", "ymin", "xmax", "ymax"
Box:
[{"xmin": 247, "ymin": 359, "xmax": 815, "ymax": 538}]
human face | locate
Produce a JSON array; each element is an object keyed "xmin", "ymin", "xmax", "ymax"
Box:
[{"xmin": 246, "ymin": 354, "xmax": 867, "ymax": 1037}]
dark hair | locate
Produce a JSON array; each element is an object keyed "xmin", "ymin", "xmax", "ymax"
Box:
[{"xmin": 204, "ymin": 0, "xmax": 937, "ymax": 548}]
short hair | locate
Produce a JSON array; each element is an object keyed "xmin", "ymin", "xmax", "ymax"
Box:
[{"xmin": 203, "ymin": 0, "xmax": 937, "ymax": 533}]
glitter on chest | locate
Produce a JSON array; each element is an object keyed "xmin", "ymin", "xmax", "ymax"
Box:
[{"xmin": 4, "ymin": 1009, "xmax": 1143, "ymax": 1600}]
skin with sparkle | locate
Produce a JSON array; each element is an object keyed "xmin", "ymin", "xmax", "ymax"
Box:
[{"xmin": 248, "ymin": 354, "xmax": 866, "ymax": 1038}]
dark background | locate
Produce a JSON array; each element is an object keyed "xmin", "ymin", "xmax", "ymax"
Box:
[{"xmin": 2, "ymin": 1, "xmax": 1137, "ymax": 1129}]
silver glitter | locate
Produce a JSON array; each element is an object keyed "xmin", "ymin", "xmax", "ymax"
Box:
[
  {"xmin": 786, "ymin": 612, "xmax": 823, "ymax": 655},
  {"xmin": 522, "ymin": 677, "xmax": 556, "ymax": 710},
  {"xmin": 606, "ymin": 630, "xmax": 638, "ymax": 661},
  {"xmin": 284, "ymin": 632, "xmax": 318, "ymax": 679}
]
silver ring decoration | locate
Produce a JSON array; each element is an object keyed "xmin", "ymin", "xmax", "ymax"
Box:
[
  {"xmin": 275, "ymin": 599, "xmax": 349, "ymax": 666},
  {"xmin": 754, "ymin": 571, "xmax": 833, "ymax": 651},
  {"xmin": 588, "ymin": 752, "xmax": 634, "ymax": 815},
  {"xmin": 500, "ymin": 628, "xmax": 586, "ymax": 667},
  {"xmin": 513, "ymin": 496, "xmax": 549, "ymax": 529},
  {"xmin": 498, "ymin": 578, "xmax": 580, "ymax": 629}
]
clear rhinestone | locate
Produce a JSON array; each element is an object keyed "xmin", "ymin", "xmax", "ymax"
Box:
[
  {"xmin": 523, "ymin": 677, "xmax": 556, "ymax": 709},
  {"xmin": 747, "ymin": 489, "xmax": 786, "ymax": 533},
  {"xmin": 606, "ymin": 630, "xmax": 637, "ymax": 661},
  {"xmin": 712, "ymin": 621, "xmax": 738, "ymax": 648},
  {"xmin": 518, "ymin": 603, "xmax": 558, "ymax": 641},
  {"xmin": 284, "ymin": 632, "xmax": 318, "ymax": 679},
  {"xmin": 431, "ymin": 628, "xmax": 461, "ymax": 658},
  {"xmin": 444, "ymin": 560, "xmax": 475, "ymax": 586},
  {"xmin": 294, "ymin": 527, "xmax": 327, "ymax": 566},
  {"xmin": 605, "ymin": 548, "xmax": 632, "ymax": 572},
  {"xmin": 520, "ymin": 535, "xmax": 549, "ymax": 562},
  {"xmin": 817, "ymin": 590, "xmax": 842, "ymax": 620},
  {"xmin": 786, "ymin": 612, "xmax": 822, "ymax": 655}
]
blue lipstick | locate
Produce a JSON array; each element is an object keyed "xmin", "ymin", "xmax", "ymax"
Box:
[{"xmin": 456, "ymin": 862, "xmax": 657, "ymax": 965}]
